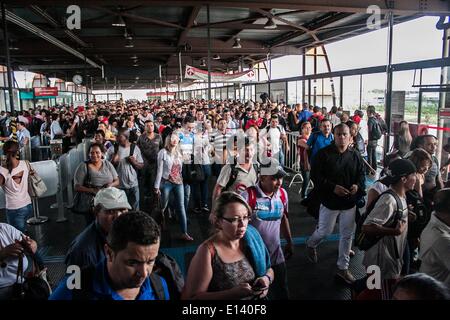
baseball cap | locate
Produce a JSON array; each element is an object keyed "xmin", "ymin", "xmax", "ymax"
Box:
[
  {"xmin": 381, "ymin": 158, "xmax": 417, "ymax": 185},
  {"xmin": 94, "ymin": 187, "xmax": 131, "ymax": 210},
  {"xmin": 260, "ymin": 159, "xmax": 288, "ymax": 178}
]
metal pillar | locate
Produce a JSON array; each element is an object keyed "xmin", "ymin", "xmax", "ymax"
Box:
[
  {"xmin": 302, "ymin": 49, "xmax": 306, "ymax": 103},
  {"xmin": 207, "ymin": 4, "xmax": 212, "ymax": 103},
  {"xmin": 438, "ymin": 27, "xmax": 450, "ymax": 166},
  {"xmin": 2, "ymin": 3, "xmax": 15, "ymax": 113},
  {"xmin": 313, "ymin": 47, "xmax": 317, "ymax": 106},
  {"xmin": 84, "ymin": 57, "xmax": 89, "ymax": 104},
  {"xmin": 359, "ymin": 74, "xmax": 363, "ymax": 110},
  {"xmin": 384, "ymin": 11, "xmax": 394, "ymax": 157},
  {"xmin": 340, "ymin": 76, "xmax": 344, "ymax": 107}
]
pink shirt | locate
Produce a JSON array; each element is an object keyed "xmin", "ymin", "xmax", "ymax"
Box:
[{"xmin": 0, "ymin": 161, "xmax": 32, "ymax": 209}]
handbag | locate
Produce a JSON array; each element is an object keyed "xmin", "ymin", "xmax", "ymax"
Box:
[
  {"xmin": 151, "ymin": 194, "xmax": 166, "ymax": 230},
  {"xmin": 182, "ymin": 143, "xmax": 205, "ymax": 184},
  {"xmin": 12, "ymin": 254, "xmax": 52, "ymax": 300},
  {"xmin": 70, "ymin": 162, "xmax": 95, "ymax": 215},
  {"xmin": 25, "ymin": 161, "xmax": 47, "ymax": 198}
]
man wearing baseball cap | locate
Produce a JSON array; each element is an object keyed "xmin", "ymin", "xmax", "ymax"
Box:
[{"xmin": 65, "ymin": 187, "xmax": 131, "ymax": 269}]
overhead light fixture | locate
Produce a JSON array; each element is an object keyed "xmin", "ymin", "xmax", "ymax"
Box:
[
  {"xmin": 212, "ymin": 54, "xmax": 220, "ymax": 60},
  {"xmin": 130, "ymin": 54, "xmax": 138, "ymax": 60},
  {"xmin": 264, "ymin": 17, "xmax": 277, "ymax": 29},
  {"xmin": 125, "ymin": 38, "xmax": 134, "ymax": 48},
  {"xmin": 200, "ymin": 59, "xmax": 206, "ymax": 67},
  {"xmin": 9, "ymin": 45, "xmax": 19, "ymax": 51},
  {"xmin": 124, "ymin": 28, "xmax": 133, "ymax": 40},
  {"xmin": 112, "ymin": 14, "xmax": 126, "ymax": 27},
  {"xmin": 232, "ymin": 38, "xmax": 242, "ymax": 49},
  {"xmin": 133, "ymin": 63, "xmax": 139, "ymax": 67}
]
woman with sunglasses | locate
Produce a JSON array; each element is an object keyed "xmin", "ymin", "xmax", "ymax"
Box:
[{"xmin": 182, "ymin": 192, "xmax": 273, "ymax": 300}]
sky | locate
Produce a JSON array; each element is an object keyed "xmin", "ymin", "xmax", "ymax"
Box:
[{"xmin": 12, "ymin": 16, "xmax": 444, "ymax": 101}]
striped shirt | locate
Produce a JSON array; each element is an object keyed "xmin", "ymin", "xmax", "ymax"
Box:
[{"xmin": 210, "ymin": 130, "xmax": 232, "ymax": 165}]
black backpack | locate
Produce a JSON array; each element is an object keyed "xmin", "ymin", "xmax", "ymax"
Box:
[
  {"xmin": 153, "ymin": 252, "xmax": 185, "ymax": 300},
  {"xmin": 355, "ymin": 189, "xmax": 404, "ymax": 251},
  {"xmin": 72, "ymin": 265, "xmax": 166, "ymax": 300},
  {"xmin": 368, "ymin": 117, "xmax": 383, "ymax": 141}
]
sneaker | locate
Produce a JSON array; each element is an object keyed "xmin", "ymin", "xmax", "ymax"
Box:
[
  {"xmin": 202, "ymin": 206, "xmax": 210, "ymax": 213},
  {"xmin": 336, "ymin": 269, "xmax": 356, "ymax": 285},
  {"xmin": 349, "ymin": 249, "xmax": 355, "ymax": 258},
  {"xmin": 193, "ymin": 207, "xmax": 202, "ymax": 214},
  {"xmin": 306, "ymin": 246, "xmax": 318, "ymax": 263}
]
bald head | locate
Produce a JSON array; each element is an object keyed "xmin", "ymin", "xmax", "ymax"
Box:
[{"xmin": 434, "ymin": 188, "xmax": 450, "ymax": 215}]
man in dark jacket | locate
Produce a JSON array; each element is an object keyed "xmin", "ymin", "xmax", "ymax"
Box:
[{"xmin": 306, "ymin": 123, "xmax": 365, "ymax": 284}]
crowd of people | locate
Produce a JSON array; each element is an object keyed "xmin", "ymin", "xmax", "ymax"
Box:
[{"xmin": 0, "ymin": 97, "xmax": 449, "ymax": 300}]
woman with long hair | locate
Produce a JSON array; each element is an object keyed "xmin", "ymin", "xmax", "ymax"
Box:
[
  {"xmin": 154, "ymin": 133, "xmax": 193, "ymax": 241},
  {"xmin": 182, "ymin": 192, "xmax": 273, "ymax": 299},
  {"xmin": 394, "ymin": 121, "xmax": 413, "ymax": 156},
  {"xmin": 0, "ymin": 141, "xmax": 33, "ymax": 232},
  {"xmin": 297, "ymin": 121, "xmax": 312, "ymax": 198}
]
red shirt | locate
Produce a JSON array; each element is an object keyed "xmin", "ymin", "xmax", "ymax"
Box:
[
  {"xmin": 352, "ymin": 115, "xmax": 361, "ymax": 124},
  {"xmin": 245, "ymin": 118, "xmax": 264, "ymax": 130}
]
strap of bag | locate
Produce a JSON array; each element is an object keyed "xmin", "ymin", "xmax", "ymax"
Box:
[
  {"xmin": 84, "ymin": 162, "xmax": 91, "ymax": 187},
  {"xmin": 149, "ymin": 273, "xmax": 166, "ymax": 300},
  {"xmin": 247, "ymin": 186, "xmax": 257, "ymax": 211},
  {"xmin": 15, "ymin": 254, "xmax": 24, "ymax": 284}
]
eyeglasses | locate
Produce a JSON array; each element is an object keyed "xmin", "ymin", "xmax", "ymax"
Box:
[{"xmin": 221, "ymin": 216, "xmax": 250, "ymax": 225}]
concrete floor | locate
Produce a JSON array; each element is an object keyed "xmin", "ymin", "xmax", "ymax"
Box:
[{"xmin": 0, "ymin": 172, "xmax": 370, "ymax": 300}]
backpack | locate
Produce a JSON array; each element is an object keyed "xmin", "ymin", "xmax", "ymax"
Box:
[
  {"xmin": 72, "ymin": 265, "xmax": 166, "ymax": 300},
  {"xmin": 308, "ymin": 115, "xmax": 320, "ymax": 132},
  {"xmin": 368, "ymin": 117, "xmax": 383, "ymax": 141},
  {"xmin": 247, "ymin": 186, "xmax": 288, "ymax": 217},
  {"xmin": 153, "ymin": 252, "xmax": 184, "ymax": 300},
  {"xmin": 354, "ymin": 189, "xmax": 403, "ymax": 252},
  {"xmin": 224, "ymin": 162, "xmax": 259, "ymax": 191}
]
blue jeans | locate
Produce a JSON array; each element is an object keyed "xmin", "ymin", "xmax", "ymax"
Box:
[
  {"xmin": 6, "ymin": 204, "xmax": 33, "ymax": 233},
  {"xmin": 193, "ymin": 164, "xmax": 211, "ymax": 209},
  {"xmin": 122, "ymin": 186, "xmax": 140, "ymax": 210},
  {"xmin": 183, "ymin": 183, "xmax": 191, "ymax": 213},
  {"xmin": 300, "ymin": 169, "xmax": 311, "ymax": 198},
  {"xmin": 161, "ymin": 181, "xmax": 188, "ymax": 234}
]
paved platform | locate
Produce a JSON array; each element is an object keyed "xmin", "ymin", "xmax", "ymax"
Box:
[{"xmin": 0, "ymin": 172, "xmax": 373, "ymax": 300}]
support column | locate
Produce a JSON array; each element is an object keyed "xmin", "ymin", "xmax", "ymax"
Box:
[
  {"xmin": 207, "ymin": 4, "xmax": 211, "ymax": 104},
  {"xmin": 2, "ymin": 3, "xmax": 14, "ymax": 113},
  {"xmin": 384, "ymin": 10, "xmax": 394, "ymax": 157},
  {"xmin": 302, "ymin": 48, "xmax": 306, "ymax": 103},
  {"xmin": 438, "ymin": 27, "xmax": 450, "ymax": 167}
]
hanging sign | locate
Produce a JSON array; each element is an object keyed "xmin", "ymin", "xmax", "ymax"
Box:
[
  {"xmin": 34, "ymin": 87, "xmax": 58, "ymax": 97},
  {"xmin": 185, "ymin": 65, "xmax": 255, "ymax": 82}
]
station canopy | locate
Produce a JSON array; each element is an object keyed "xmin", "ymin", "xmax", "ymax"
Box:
[{"xmin": 1, "ymin": 0, "xmax": 450, "ymax": 90}]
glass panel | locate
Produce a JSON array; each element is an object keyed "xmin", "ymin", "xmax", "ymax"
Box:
[{"xmin": 255, "ymin": 84, "xmax": 269, "ymax": 102}]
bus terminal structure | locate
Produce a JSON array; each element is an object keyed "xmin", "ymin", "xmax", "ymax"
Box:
[{"xmin": 1, "ymin": 0, "xmax": 450, "ymax": 301}]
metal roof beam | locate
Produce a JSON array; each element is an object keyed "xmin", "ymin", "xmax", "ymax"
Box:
[
  {"xmin": 4, "ymin": 9, "xmax": 101, "ymax": 69},
  {"xmin": 29, "ymin": 5, "xmax": 89, "ymax": 48},
  {"xmin": 11, "ymin": 1, "xmax": 450, "ymax": 15}
]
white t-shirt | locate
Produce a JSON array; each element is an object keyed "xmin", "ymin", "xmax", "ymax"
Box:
[
  {"xmin": 0, "ymin": 223, "xmax": 28, "ymax": 288},
  {"xmin": 0, "ymin": 161, "xmax": 32, "ymax": 209},
  {"xmin": 363, "ymin": 191, "xmax": 408, "ymax": 279},
  {"xmin": 369, "ymin": 181, "xmax": 389, "ymax": 196},
  {"xmin": 262, "ymin": 126, "xmax": 286, "ymax": 154}
]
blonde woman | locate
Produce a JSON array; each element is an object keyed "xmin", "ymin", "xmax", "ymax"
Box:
[
  {"xmin": 182, "ymin": 192, "xmax": 273, "ymax": 300},
  {"xmin": 394, "ymin": 121, "xmax": 413, "ymax": 156},
  {"xmin": 154, "ymin": 133, "xmax": 193, "ymax": 241}
]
